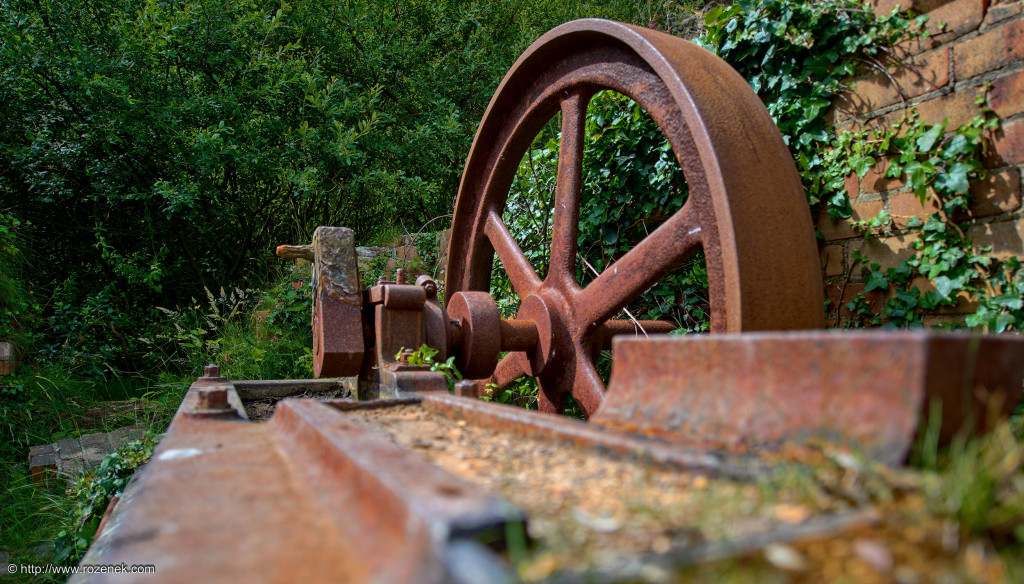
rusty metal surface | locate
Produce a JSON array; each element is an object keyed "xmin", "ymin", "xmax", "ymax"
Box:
[
  {"xmin": 76, "ymin": 390, "xmax": 520, "ymax": 583},
  {"xmin": 447, "ymin": 291, "xmax": 503, "ymax": 379},
  {"xmin": 311, "ymin": 226, "xmax": 365, "ymax": 377},
  {"xmin": 594, "ymin": 331, "xmax": 1024, "ymax": 464},
  {"xmin": 444, "ymin": 19, "xmax": 824, "ymax": 417},
  {"xmin": 418, "ymin": 393, "xmax": 765, "ymax": 479}
]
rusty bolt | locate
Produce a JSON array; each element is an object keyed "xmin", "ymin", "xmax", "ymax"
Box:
[
  {"xmin": 196, "ymin": 387, "xmax": 229, "ymax": 410},
  {"xmin": 395, "ymin": 268, "xmax": 406, "ymax": 285},
  {"xmin": 204, "ymin": 364, "xmax": 220, "ymax": 378},
  {"xmin": 416, "ymin": 275, "xmax": 438, "ymax": 299},
  {"xmin": 399, "ymin": 346, "xmax": 415, "ymax": 364},
  {"xmin": 376, "ymin": 276, "xmax": 388, "ymax": 286}
]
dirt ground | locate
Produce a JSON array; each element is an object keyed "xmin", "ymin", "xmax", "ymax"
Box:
[{"xmin": 338, "ymin": 403, "xmax": 1019, "ymax": 584}]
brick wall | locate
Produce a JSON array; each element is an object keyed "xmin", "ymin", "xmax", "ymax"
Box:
[{"xmin": 822, "ymin": 0, "xmax": 1023, "ymax": 326}]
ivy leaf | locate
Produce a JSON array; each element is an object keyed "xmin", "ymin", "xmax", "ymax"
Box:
[
  {"xmin": 850, "ymin": 155, "xmax": 875, "ymax": 177},
  {"xmin": 933, "ymin": 162, "xmax": 971, "ymax": 194},
  {"xmin": 932, "ymin": 275, "xmax": 955, "ymax": 300},
  {"xmin": 915, "ymin": 123, "xmax": 944, "ymax": 152},
  {"xmin": 864, "ymin": 270, "xmax": 888, "ymax": 292}
]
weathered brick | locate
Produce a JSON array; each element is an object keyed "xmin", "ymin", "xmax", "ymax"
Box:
[
  {"xmin": 953, "ymin": 18, "xmax": 1024, "ymax": 80},
  {"xmin": 983, "ymin": 0, "xmax": 1024, "ymax": 26},
  {"xmin": 922, "ymin": 314, "xmax": 968, "ymax": 327},
  {"xmin": 854, "ymin": 233, "xmax": 921, "ymax": 271},
  {"xmin": 986, "ymin": 118, "xmax": 1024, "ymax": 166},
  {"xmin": 910, "ymin": 277, "xmax": 980, "ymax": 313},
  {"xmin": 909, "ymin": 87, "xmax": 985, "ymax": 128},
  {"xmin": 838, "ymin": 48, "xmax": 951, "ymax": 117},
  {"xmin": 395, "ymin": 245, "xmax": 419, "ymax": 261},
  {"xmin": 968, "ymin": 218, "xmax": 1024, "ymax": 258},
  {"xmin": 889, "ymin": 189, "xmax": 942, "ymax": 227},
  {"xmin": 818, "ymin": 199, "xmax": 885, "ymax": 240},
  {"xmin": 845, "ymin": 172, "xmax": 860, "ymax": 199},
  {"xmin": 862, "ymin": 158, "xmax": 907, "ymax": 193},
  {"xmin": 990, "ymin": 68, "xmax": 1024, "ymax": 118},
  {"xmin": 821, "ymin": 244, "xmax": 846, "ymax": 277},
  {"xmin": 969, "ymin": 168, "xmax": 1022, "ymax": 217},
  {"xmin": 928, "ymin": 0, "xmax": 986, "ymax": 42},
  {"xmin": 825, "ymin": 283, "xmax": 883, "ymax": 320},
  {"xmin": 872, "ymin": 0, "xmax": 956, "ymax": 18}
]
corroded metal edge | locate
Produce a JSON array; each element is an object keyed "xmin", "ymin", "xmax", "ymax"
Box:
[
  {"xmin": 74, "ymin": 392, "xmax": 521, "ymax": 583},
  {"xmin": 596, "ymin": 330, "xmax": 1024, "ymax": 464},
  {"xmin": 420, "ymin": 393, "xmax": 767, "ymax": 480}
]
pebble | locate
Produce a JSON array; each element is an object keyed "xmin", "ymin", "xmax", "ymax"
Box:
[
  {"xmin": 764, "ymin": 543, "xmax": 809, "ymax": 571},
  {"xmin": 853, "ymin": 538, "xmax": 894, "ymax": 574}
]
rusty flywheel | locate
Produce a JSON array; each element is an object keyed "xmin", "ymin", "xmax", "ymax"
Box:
[{"xmin": 443, "ymin": 19, "xmax": 824, "ymax": 416}]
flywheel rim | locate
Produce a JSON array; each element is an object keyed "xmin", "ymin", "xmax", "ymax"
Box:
[{"xmin": 444, "ymin": 19, "xmax": 824, "ymax": 417}]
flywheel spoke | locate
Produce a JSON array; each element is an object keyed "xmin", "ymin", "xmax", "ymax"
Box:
[
  {"xmin": 568, "ymin": 351, "xmax": 605, "ymax": 418},
  {"xmin": 490, "ymin": 351, "xmax": 529, "ymax": 390},
  {"xmin": 485, "ymin": 210, "xmax": 542, "ymax": 297},
  {"xmin": 574, "ymin": 202, "xmax": 703, "ymax": 329},
  {"xmin": 547, "ymin": 91, "xmax": 590, "ymax": 289}
]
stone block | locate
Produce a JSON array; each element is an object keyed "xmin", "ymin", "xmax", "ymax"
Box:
[{"xmin": 0, "ymin": 341, "xmax": 18, "ymax": 376}]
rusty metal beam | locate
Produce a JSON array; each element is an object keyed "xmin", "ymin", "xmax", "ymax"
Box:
[
  {"xmin": 594, "ymin": 331, "xmax": 1024, "ymax": 464},
  {"xmin": 76, "ymin": 385, "xmax": 521, "ymax": 583}
]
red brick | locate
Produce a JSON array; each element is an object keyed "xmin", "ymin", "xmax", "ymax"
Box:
[
  {"xmin": 862, "ymin": 158, "xmax": 907, "ymax": 193},
  {"xmin": 968, "ymin": 218, "xmax": 1024, "ymax": 258},
  {"xmin": 890, "ymin": 190, "xmax": 942, "ymax": 227},
  {"xmin": 911, "ymin": 277, "xmax": 980, "ymax": 313},
  {"xmin": 954, "ymin": 19, "xmax": 1024, "ymax": 80},
  {"xmin": 854, "ymin": 233, "xmax": 921, "ymax": 271},
  {"xmin": 872, "ymin": 0, "xmax": 956, "ymax": 18},
  {"xmin": 990, "ymin": 68, "xmax": 1024, "ymax": 118},
  {"xmin": 969, "ymin": 168, "xmax": 1022, "ymax": 217},
  {"xmin": 818, "ymin": 199, "xmax": 885, "ymax": 240},
  {"xmin": 928, "ymin": 0, "xmax": 985, "ymax": 42},
  {"xmin": 839, "ymin": 49, "xmax": 951, "ymax": 117},
  {"xmin": 825, "ymin": 282, "xmax": 882, "ymax": 318},
  {"xmin": 845, "ymin": 172, "xmax": 860, "ymax": 199},
  {"xmin": 986, "ymin": 118, "xmax": 1024, "ymax": 166},
  {"xmin": 983, "ymin": 1, "xmax": 1024, "ymax": 26},
  {"xmin": 910, "ymin": 87, "xmax": 986, "ymax": 128},
  {"xmin": 396, "ymin": 245, "xmax": 419, "ymax": 261},
  {"xmin": 821, "ymin": 244, "xmax": 846, "ymax": 277}
]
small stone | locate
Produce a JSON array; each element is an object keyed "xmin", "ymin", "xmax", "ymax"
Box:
[
  {"xmin": 894, "ymin": 566, "xmax": 920, "ymax": 584},
  {"xmin": 651, "ymin": 535, "xmax": 672, "ymax": 554},
  {"xmin": 763, "ymin": 543, "xmax": 809, "ymax": 571},
  {"xmin": 853, "ymin": 538, "xmax": 893, "ymax": 574},
  {"xmin": 774, "ymin": 503, "xmax": 810, "ymax": 523}
]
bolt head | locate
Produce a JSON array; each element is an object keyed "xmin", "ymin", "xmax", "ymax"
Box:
[
  {"xmin": 197, "ymin": 387, "xmax": 229, "ymax": 410},
  {"xmin": 203, "ymin": 364, "xmax": 220, "ymax": 378}
]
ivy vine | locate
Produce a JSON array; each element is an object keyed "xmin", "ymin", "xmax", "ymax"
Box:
[{"xmin": 701, "ymin": 0, "xmax": 1023, "ymax": 332}]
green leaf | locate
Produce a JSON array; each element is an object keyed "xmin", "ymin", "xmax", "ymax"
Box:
[
  {"xmin": 864, "ymin": 270, "xmax": 888, "ymax": 292},
  {"xmin": 933, "ymin": 162, "xmax": 971, "ymax": 194},
  {"xmin": 915, "ymin": 123, "xmax": 944, "ymax": 152}
]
